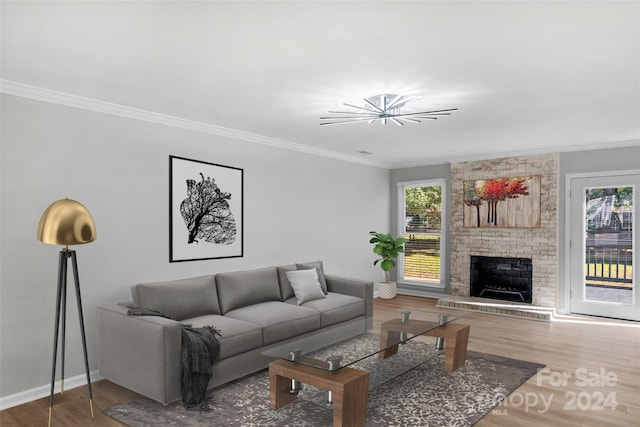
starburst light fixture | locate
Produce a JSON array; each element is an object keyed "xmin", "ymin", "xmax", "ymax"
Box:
[{"xmin": 320, "ymin": 94, "xmax": 457, "ymax": 126}]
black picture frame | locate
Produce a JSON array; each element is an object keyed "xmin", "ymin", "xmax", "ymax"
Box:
[{"xmin": 169, "ymin": 155, "xmax": 243, "ymax": 262}]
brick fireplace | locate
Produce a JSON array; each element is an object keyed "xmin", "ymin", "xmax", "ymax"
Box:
[{"xmin": 450, "ymin": 153, "xmax": 559, "ymax": 308}]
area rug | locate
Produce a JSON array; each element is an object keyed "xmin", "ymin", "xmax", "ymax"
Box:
[{"xmin": 104, "ymin": 334, "xmax": 544, "ymax": 426}]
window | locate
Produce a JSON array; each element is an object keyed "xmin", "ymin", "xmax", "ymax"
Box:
[{"xmin": 397, "ymin": 180, "xmax": 446, "ymax": 288}]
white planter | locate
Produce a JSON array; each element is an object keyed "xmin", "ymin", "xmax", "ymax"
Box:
[{"xmin": 378, "ymin": 281, "xmax": 397, "ymax": 299}]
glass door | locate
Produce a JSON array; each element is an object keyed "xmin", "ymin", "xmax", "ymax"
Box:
[
  {"xmin": 569, "ymin": 173, "xmax": 639, "ymax": 320},
  {"xmin": 397, "ymin": 180, "xmax": 446, "ymax": 288}
]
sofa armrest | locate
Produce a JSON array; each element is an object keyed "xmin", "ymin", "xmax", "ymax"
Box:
[
  {"xmin": 325, "ymin": 274, "xmax": 373, "ymax": 328},
  {"xmin": 97, "ymin": 304, "xmax": 182, "ymax": 404}
]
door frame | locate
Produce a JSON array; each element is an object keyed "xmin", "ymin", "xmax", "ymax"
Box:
[{"xmin": 564, "ymin": 169, "xmax": 639, "ymax": 320}]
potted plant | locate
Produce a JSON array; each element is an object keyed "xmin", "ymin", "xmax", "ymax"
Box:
[{"xmin": 369, "ymin": 231, "xmax": 409, "ymax": 299}]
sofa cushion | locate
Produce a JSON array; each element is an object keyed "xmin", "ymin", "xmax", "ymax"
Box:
[
  {"xmin": 296, "ymin": 261, "xmax": 328, "ymax": 294},
  {"xmin": 286, "ymin": 292, "xmax": 365, "ymax": 328},
  {"xmin": 224, "ymin": 301, "xmax": 321, "ymax": 345},
  {"xmin": 185, "ymin": 314, "xmax": 262, "ymax": 360},
  {"xmin": 286, "ymin": 269, "xmax": 327, "ymax": 305},
  {"xmin": 276, "ymin": 264, "xmax": 297, "ymax": 301},
  {"xmin": 215, "ymin": 267, "xmax": 281, "ymax": 314},
  {"xmin": 131, "ymin": 275, "xmax": 219, "ymax": 320}
]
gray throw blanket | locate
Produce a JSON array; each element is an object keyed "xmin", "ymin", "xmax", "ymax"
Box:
[{"xmin": 127, "ymin": 308, "xmax": 221, "ymax": 411}]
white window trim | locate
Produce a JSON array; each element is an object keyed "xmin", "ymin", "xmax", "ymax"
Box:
[{"xmin": 397, "ymin": 179, "xmax": 447, "ymax": 289}]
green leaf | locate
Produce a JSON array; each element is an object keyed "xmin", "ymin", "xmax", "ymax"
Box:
[
  {"xmin": 380, "ymin": 259, "xmax": 394, "ymax": 271},
  {"xmin": 369, "ymin": 230, "xmax": 406, "ymax": 275}
]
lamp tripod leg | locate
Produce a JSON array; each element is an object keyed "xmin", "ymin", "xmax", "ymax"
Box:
[
  {"xmin": 70, "ymin": 251, "xmax": 94, "ymax": 418},
  {"xmin": 48, "ymin": 251, "xmax": 66, "ymax": 427},
  {"xmin": 60, "ymin": 253, "xmax": 68, "ymax": 396}
]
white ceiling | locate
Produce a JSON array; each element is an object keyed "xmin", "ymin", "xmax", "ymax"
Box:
[{"xmin": 2, "ymin": 1, "xmax": 639, "ymax": 168}]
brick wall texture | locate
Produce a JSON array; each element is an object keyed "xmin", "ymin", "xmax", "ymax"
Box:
[{"xmin": 450, "ymin": 153, "xmax": 559, "ymax": 307}]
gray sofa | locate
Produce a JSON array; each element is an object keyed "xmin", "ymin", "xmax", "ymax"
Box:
[{"xmin": 97, "ymin": 262, "xmax": 373, "ymax": 404}]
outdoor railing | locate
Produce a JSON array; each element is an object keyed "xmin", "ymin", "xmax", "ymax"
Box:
[{"xmin": 585, "ymin": 245, "xmax": 633, "ymax": 285}]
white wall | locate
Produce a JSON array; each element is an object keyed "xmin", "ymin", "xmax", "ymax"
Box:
[{"xmin": 0, "ymin": 94, "xmax": 390, "ymax": 399}]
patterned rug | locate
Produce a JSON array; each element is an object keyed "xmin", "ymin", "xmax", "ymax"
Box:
[{"xmin": 104, "ymin": 334, "xmax": 544, "ymax": 426}]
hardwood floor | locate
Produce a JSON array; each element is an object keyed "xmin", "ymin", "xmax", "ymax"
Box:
[
  {"xmin": 376, "ymin": 296, "xmax": 640, "ymax": 427},
  {"xmin": 2, "ymin": 295, "xmax": 638, "ymax": 426}
]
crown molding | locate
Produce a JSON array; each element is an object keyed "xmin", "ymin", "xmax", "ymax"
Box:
[
  {"xmin": 388, "ymin": 139, "xmax": 640, "ymax": 169},
  {"xmin": 0, "ymin": 80, "xmax": 390, "ymax": 169}
]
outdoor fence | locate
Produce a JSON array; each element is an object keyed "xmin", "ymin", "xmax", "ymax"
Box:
[{"xmin": 585, "ymin": 245, "xmax": 633, "ymax": 286}]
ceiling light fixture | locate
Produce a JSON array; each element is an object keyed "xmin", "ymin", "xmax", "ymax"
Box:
[{"xmin": 321, "ymin": 94, "xmax": 457, "ymax": 126}]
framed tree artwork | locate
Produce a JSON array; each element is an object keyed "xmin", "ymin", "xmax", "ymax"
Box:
[
  {"xmin": 463, "ymin": 176, "xmax": 541, "ymax": 228},
  {"xmin": 169, "ymin": 155, "xmax": 243, "ymax": 262}
]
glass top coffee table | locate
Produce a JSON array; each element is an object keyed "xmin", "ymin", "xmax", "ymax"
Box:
[{"xmin": 262, "ymin": 311, "xmax": 470, "ymax": 427}]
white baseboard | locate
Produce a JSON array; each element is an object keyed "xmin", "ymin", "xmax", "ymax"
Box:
[
  {"xmin": 0, "ymin": 370, "xmax": 102, "ymax": 410},
  {"xmin": 397, "ymin": 289, "xmax": 447, "ymax": 299},
  {"xmin": 374, "ymin": 289, "xmax": 445, "ymax": 300}
]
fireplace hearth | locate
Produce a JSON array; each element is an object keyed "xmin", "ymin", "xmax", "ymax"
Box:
[{"xmin": 470, "ymin": 256, "xmax": 532, "ymax": 303}]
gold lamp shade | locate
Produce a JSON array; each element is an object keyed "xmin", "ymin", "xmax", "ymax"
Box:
[{"xmin": 37, "ymin": 198, "xmax": 96, "ymax": 245}]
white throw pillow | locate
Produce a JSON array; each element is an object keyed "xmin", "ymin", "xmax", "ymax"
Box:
[{"xmin": 285, "ymin": 269, "xmax": 327, "ymax": 305}]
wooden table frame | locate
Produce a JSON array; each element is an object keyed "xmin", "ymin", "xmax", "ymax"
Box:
[
  {"xmin": 269, "ymin": 358, "xmax": 369, "ymax": 427},
  {"xmin": 379, "ymin": 319, "xmax": 470, "ymax": 372}
]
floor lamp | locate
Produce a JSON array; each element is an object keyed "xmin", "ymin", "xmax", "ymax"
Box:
[{"xmin": 37, "ymin": 198, "xmax": 97, "ymax": 427}]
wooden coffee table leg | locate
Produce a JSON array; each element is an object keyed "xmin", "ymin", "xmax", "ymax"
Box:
[
  {"xmin": 379, "ymin": 320, "xmax": 471, "ymax": 372},
  {"xmin": 269, "ymin": 368, "xmax": 297, "ymax": 409},
  {"xmin": 378, "ymin": 328, "xmax": 401, "ymax": 360},
  {"xmin": 442, "ymin": 324, "xmax": 470, "ymax": 372},
  {"xmin": 331, "ymin": 373, "xmax": 369, "ymax": 427},
  {"xmin": 268, "ymin": 359, "xmax": 369, "ymax": 427}
]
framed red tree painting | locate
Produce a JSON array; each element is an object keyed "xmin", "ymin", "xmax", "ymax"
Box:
[{"xmin": 463, "ymin": 176, "xmax": 541, "ymax": 228}]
